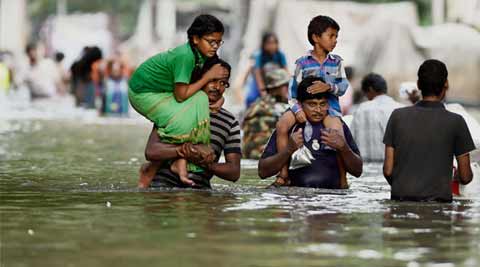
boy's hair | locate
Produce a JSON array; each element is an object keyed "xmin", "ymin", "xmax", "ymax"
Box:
[
  {"xmin": 307, "ymin": 15, "xmax": 340, "ymax": 46},
  {"xmin": 297, "ymin": 76, "xmax": 329, "ymax": 102},
  {"xmin": 417, "ymin": 59, "xmax": 448, "ymax": 97},
  {"xmin": 361, "ymin": 73, "xmax": 388, "ymax": 94}
]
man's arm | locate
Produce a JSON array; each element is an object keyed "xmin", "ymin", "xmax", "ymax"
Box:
[
  {"xmin": 456, "ymin": 153, "xmax": 473, "ymax": 185},
  {"xmin": 338, "ymin": 144, "xmax": 363, "ymax": 177},
  {"xmin": 383, "ymin": 146, "xmax": 395, "ymax": 185},
  {"xmin": 205, "ymin": 153, "xmax": 241, "ymax": 182},
  {"xmin": 258, "ymin": 129, "xmax": 303, "ymax": 179},
  {"xmin": 320, "ymin": 129, "xmax": 363, "ymax": 177},
  {"xmin": 144, "ymin": 126, "xmax": 181, "ymax": 162}
]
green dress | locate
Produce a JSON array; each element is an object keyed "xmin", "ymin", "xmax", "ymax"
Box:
[{"xmin": 128, "ymin": 43, "xmax": 210, "ymax": 172}]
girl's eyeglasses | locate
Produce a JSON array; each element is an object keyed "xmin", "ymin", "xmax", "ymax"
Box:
[{"xmin": 202, "ymin": 38, "xmax": 224, "ymax": 47}]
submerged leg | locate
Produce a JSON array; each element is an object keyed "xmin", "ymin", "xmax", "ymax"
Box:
[
  {"xmin": 138, "ymin": 161, "xmax": 161, "ymax": 189},
  {"xmin": 272, "ymin": 111, "xmax": 297, "ymax": 187}
]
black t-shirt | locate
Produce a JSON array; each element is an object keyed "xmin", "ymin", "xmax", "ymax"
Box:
[
  {"xmin": 261, "ymin": 121, "xmax": 360, "ymax": 189},
  {"xmin": 383, "ymin": 101, "xmax": 476, "ymax": 202}
]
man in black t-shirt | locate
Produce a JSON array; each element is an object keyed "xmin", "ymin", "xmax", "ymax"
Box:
[{"xmin": 383, "ymin": 59, "xmax": 475, "ymax": 202}]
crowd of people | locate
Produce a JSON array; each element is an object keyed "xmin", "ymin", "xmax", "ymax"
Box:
[
  {"xmin": 128, "ymin": 14, "xmax": 475, "ymax": 203},
  {"xmin": 0, "ymin": 43, "xmax": 131, "ymax": 117},
  {"xmin": 1, "ymin": 13, "xmax": 476, "ymax": 202}
]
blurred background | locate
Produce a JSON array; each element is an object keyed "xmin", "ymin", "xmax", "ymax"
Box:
[{"xmin": 1, "ymin": 0, "xmax": 479, "ymax": 118}]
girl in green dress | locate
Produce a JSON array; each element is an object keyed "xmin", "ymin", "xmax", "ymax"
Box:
[{"xmin": 128, "ymin": 14, "xmax": 228, "ymax": 188}]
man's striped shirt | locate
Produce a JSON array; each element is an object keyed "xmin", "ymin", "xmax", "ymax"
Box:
[{"xmin": 151, "ymin": 108, "xmax": 241, "ymax": 188}]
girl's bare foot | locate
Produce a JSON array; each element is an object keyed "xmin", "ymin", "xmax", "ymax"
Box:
[
  {"xmin": 138, "ymin": 162, "xmax": 159, "ymax": 189},
  {"xmin": 171, "ymin": 158, "xmax": 195, "ymax": 186}
]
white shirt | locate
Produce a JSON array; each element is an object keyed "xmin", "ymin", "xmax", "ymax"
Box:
[{"xmin": 351, "ymin": 94, "xmax": 405, "ymax": 161}]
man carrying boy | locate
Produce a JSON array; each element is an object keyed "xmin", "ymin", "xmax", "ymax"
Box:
[
  {"xmin": 275, "ymin": 15, "xmax": 351, "ymax": 188},
  {"xmin": 258, "ymin": 77, "xmax": 362, "ymax": 188},
  {"xmin": 383, "ymin": 59, "xmax": 475, "ymax": 202}
]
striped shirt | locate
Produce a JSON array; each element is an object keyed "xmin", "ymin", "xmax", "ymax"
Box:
[
  {"xmin": 288, "ymin": 51, "xmax": 350, "ymax": 116},
  {"xmin": 151, "ymin": 108, "xmax": 241, "ymax": 188}
]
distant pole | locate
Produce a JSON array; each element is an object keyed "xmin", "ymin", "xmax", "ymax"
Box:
[
  {"xmin": 57, "ymin": 0, "xmax": 67, "ymax": 16},
  {"xmin": 432, "ymin": 0, "xmax": 445, "ymax": 25}
]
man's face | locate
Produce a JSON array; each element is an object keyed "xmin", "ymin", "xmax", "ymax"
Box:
[
  {"xmin": 301, "ymin": 98, "xmax": 329, "ymax": 123},
  {"xmin": 204, "ymin": 67, "xmax": 230, "ymax": 103}
]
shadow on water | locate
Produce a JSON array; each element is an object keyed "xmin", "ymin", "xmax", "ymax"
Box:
[{"xmin": 1, "ymin": 119, "xmax": 479, "ymax": 267}]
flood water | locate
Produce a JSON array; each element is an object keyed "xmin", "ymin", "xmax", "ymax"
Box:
[{"xmin": 1, "ymin": 103, "xmax": 480, "ymax": 267}]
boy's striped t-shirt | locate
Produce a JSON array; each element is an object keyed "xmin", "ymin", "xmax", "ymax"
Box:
[{"xmin": 288, "ymin": 51, "xmax": 350, "ymax": 116}]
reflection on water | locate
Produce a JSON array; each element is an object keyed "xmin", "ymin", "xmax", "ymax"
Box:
[{"xmin": 1, "ymin": 119, "xmax": 479, "ymax": 267}]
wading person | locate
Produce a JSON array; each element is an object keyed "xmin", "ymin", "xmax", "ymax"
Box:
[
  {"xmin": 246, "ymin": 32, "xmax": 288, "ymax": 107},
  {"xmin": 383, "ymin": 59, "xmax": 475, "ymax": 202},
  {"xmin": 258, "ymin": 77, "xmax": 363, "ymax": 189},
  {"xmin": 350, "ymin": 73, "xmax": 404, "ymax": 161},
  {"xmin": 275, "ymin": 15, "xmax": 351, "ymax": 188},
  {"xmin": 128, "ymin": 14, "xmax": 229, "ymax": 188},
  {"xmin": 142, "ymin": 58, "xmax": 241, "ymax": 189},
  {"xmin": 242, "ymin": 69, "xmax": 289, "ymax": 159}
]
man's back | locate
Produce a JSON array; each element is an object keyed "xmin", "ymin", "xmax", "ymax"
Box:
[
  {"xmin": 383, "ymin": 101, "xmax": 475, "ymax": 202},
  {"xmin": 351, "ymin": 95, "xmax": 404, "ymax": 161}
]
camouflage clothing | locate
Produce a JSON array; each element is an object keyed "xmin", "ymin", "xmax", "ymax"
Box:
[{"xmin": 242, "ymin": 95, "xmax": 289, "ymax": 159}]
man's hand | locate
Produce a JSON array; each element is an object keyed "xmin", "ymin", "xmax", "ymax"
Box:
[
  {"xmin": 320, "ymin": 128, "xmax": 347, "ymax": 151},
  {"xmin": 287, "ymin": 128, "xmax": 304, "ymax": 154},
  {"xmin": 181, "ymin": 144, "xmax": 216, "ymax": 167},
  {"xmin": 307, "ymin": 80, "xmax": 331, "ymax": 94},
  {"xmin": 295, "ymin": 110, "xmax": 307, "ymax": 124},
  {"xmin": 204, "ymin": 64, "xmax": 229, "ymax": 81},
  {"xmin": 209, "ymin": 97, "xmax": 225, "ymax": 113}
]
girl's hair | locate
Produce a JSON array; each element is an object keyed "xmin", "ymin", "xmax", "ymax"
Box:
[
  {"xmin": 187, "ymin": 14, "xmax": 224, "ymax": 83},
  {"xmin": 190, "ymin": 57, "xmax": 231, "ymax": 84},
  {"xmin": 259, "ymin": 32, "xmax": 280, "ymax": 67}
]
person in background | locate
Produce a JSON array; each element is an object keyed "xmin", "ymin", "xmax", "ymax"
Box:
[
  {"xmin": 103, "ymin": 59, "xmax": 129, "ymax": 116},
  {"xmin": 54, "ymin": 51, "xmax": 70, "ymax": 96},
  {"xmin": 383, "ymin": 59, "xmax": 475, "ymax": 202},
  {"xmin": 245, "ymin": 32, "xmax": 288, "ymax": 107},
  {"xmin": 350, "ymin": 73, "xmax": 404, "ymax": 162},
  {"xmin": 242, "ymin": 68, "xmax": 289, "ymax": 159},
  {"xmin": 0, "ymin": 51, "xmax": 13, "ymax": 95},
  {"xmin": 24, "ymin": 42, "xmax": 61, "ymax": 99},
  {"xmin": 70, "ymin": 46, "xmax": 103, "ymax": 108}
]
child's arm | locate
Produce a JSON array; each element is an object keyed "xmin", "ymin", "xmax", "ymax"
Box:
[
  {"xmin": 328, "ymin": 60, "xmax": 350, "ymax": 97},
  {"xmin": 174, "ymin": 63, "xmax": 227, "ymax": 102}
]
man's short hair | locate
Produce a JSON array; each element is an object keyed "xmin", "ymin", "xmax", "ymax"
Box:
[
  {"xmin": 361, "ymin": 73, "xmax": 388, "ymax": 94},
  {"xmin": 25, "ymin": 42, "xmax": 36, "ymax": 54},
  {"xmin": 417, "ymin": 59, "xmax": 448, "ymax": 97},
  {"xmin": 307, "ymin": 15, "xmax": 340, "ymax": 46},
  {"xmin": 297, "ymin": 76, "xmax": 329, "ymax": 102},
  {"xmin": 202, "ymin": 57, "xmax": 231, "ymax": 79}
]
